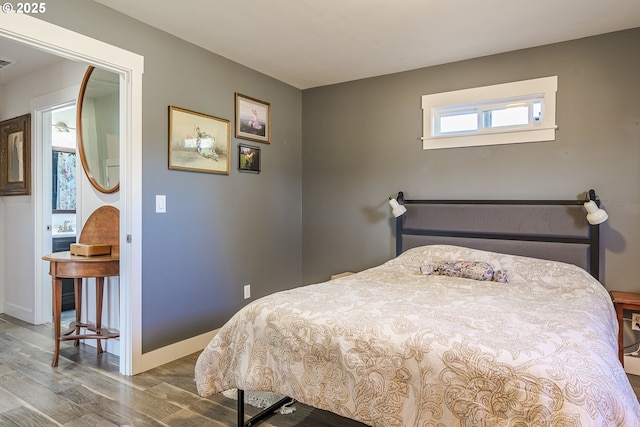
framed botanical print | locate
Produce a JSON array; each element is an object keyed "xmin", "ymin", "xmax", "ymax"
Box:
[{"xmin": 238, "ymin": 144, "xmax": 261, "ymax": 174}]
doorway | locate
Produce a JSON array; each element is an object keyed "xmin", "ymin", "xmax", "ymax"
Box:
[
  {"xmin": 0, "ymin": 13, "xmax": 144, "ymax": 375},
  {"xmin": 33, "ymin": 86, "xmax": 81, "ymax": 326},
  {"xmin": 47, "ymin": 102, "xmax": 79, "ymax": 317}
]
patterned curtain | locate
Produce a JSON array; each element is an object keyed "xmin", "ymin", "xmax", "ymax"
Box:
[{"xmin": 56, "ymin": 152, "xmax": 76, "ymax": 210}]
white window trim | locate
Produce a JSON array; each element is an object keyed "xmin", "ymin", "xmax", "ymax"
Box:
[{"xmin": 422, "ymin": 76, "xmax": 557, "ymax": 150}]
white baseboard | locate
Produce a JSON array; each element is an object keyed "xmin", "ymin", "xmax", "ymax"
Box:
[
  {"xmin": 3, "ymin": 302, "xmax": 33, "ymax": 323},
  {"xmin": 134, "ymin": 328, "xmax": 220, "ymax": 375},
  {"xmin": 625, "ymin": 354, "xmax": 640, "ymax": 376}
]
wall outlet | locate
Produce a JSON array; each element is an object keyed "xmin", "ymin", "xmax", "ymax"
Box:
[
  {"xmin": 632, "ymin": 313, "xmax": 640, "ymax": 331},
  {"xmin": 244, "ymin": 284, "xmax": 251, "ymax": 299}
]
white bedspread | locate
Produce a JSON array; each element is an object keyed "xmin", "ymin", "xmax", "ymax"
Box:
[{"xmin": 195, "ymin": 245, "xmax": 640, "ymax": 426}]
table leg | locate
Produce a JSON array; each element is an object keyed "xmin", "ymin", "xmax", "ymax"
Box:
[
  {"xmin": 616, "ymin": 304, "xmax": 625, "ymax": 366},
  {"xmin": 74, "ymin": 278, "xmax": 82, "ymax": 346},
  {"xmin": 95, "ymin": 277, "xmax": 104, "ymax": 354},
  {"xmin": 52, "ymin": 277, "xmax": 63, "ymax": 367}
]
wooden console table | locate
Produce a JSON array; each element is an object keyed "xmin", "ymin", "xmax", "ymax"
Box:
[
  {"xmin": 42, "ymin": 252, "xmax": 119, "ymax": 366},
  {"xmin": 42, "ymin": 205, "xmax": 120, "ymax": 367}
]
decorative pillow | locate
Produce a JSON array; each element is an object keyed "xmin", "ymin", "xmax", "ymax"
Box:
[
  {"xmin": 492, "ymin": 269, "xmax": 509, "ymax": 283},
  {"xmin": 420, "ymin": 260, "xmax": 508, "ymax": 283}
]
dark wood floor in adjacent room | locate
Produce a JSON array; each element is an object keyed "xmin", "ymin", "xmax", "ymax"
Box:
[{"xmin": 1, "ymin": 313, "xmax": 639, "ymax": 426}]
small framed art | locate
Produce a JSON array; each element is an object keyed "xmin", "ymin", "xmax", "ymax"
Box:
[
  {"xmin": 0, "ymin": 114, "xmax": 31, "ymax": 196},
  {"xmin": 168, "ymin": 106, "xmax": 231, "ymax": 175},
  {"xmin": 238, "ymin": 144, "xmax": 261, "ymax": 174},
  {"xmin": 235, "ymin": 93, "xmax": 270, "ymax": 144}
]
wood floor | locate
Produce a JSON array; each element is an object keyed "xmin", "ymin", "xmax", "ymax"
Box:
[
  {"xmin": 1, "ymin": 312, "xmax": 639, "ymax": 426},
  {"xmin": 0, "ymin": 313, "xmax": 365, "ymax": 426}
]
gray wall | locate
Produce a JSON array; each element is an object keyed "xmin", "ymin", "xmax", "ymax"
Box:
[
  {"xmin": 302, "ymin": 28, "xmax": 640, "ymax": 292},
  {"xmin": 37, "ymin": 2, "xmax": 640, "ymax": 352},
  {"xmin": 38, "ymin": 1, "xmax": 302, "ymax": 352}
]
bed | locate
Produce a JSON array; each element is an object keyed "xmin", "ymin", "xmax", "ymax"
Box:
[{"xmin": 195, "ymin": 195, "xmax": 640, "ymax": 426}]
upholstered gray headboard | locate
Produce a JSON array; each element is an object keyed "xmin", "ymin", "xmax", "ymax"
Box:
[{"xmin": 395, "ymin": 197, "xmax": 601, "ymax": 281}]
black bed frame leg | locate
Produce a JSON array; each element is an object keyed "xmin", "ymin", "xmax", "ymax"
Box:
[
  {"xmin": 237, "ymin": 389, "xmax": 245, "ymax": 426},
  {"xmin": 236, "ymin": 389, "xmax": 294, "ymax": 427}
]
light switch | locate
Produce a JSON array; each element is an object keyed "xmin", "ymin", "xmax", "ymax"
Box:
[{"xmin": 155, "ymin": 195, "xmax": 166, "ymax": 213}]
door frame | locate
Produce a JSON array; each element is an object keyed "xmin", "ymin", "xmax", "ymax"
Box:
[{"xmin": 0, "ymin": 13, "xmax": 144, "ymax": 375}]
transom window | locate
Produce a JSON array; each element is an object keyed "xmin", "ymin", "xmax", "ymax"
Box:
[
  {"xmin": 435, "ymin": 97, "xmax": 542, "ymax": 135},
  {"xmin": 422, "ymin": 76, "xmax": 557, "ymax": 150}
]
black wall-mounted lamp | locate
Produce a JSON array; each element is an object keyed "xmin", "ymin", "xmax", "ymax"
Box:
[{"xmin": 584, "ymin": 189, "xmax": 608, "ymax": 225}]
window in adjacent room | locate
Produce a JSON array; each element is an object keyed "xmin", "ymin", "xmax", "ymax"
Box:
[{"xmin": 422, "ymin": 76, "xmax": 557, "ymax": 150}]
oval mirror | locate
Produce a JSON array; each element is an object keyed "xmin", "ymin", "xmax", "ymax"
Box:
[{"xmin": 77, "ymin": 66, "xmax": 120, "ymax": 193}]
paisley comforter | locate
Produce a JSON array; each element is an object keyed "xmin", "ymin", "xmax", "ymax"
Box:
[{"xmin": 195, "ymin": 245, "xmax": 640, "ymax": 426}]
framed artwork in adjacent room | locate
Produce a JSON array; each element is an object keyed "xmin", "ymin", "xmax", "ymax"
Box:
[{"xmin": 0, "ymin": 114, "xmax": 31, "ymax": 196}]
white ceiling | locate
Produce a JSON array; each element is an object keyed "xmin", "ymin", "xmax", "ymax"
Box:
[
  {"xmin": 94, "ymin": 0, "xmax": 640, "ymax": 89},
  {"xmin": 1, "ymin": 1, "xmax": 640, "ymax": 89},
  {"xmin": 0, "ymin": 37, "xmax": 64, "ymax": 84}
]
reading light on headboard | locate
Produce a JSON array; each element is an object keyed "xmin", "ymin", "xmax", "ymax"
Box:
[
  {"xmin": 389, "ymin": 191, "xmax": 407, "ymax": 218},
  {"xmin": 584, "ymin": 189, "xmax": 608, "ymax": 225}
]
